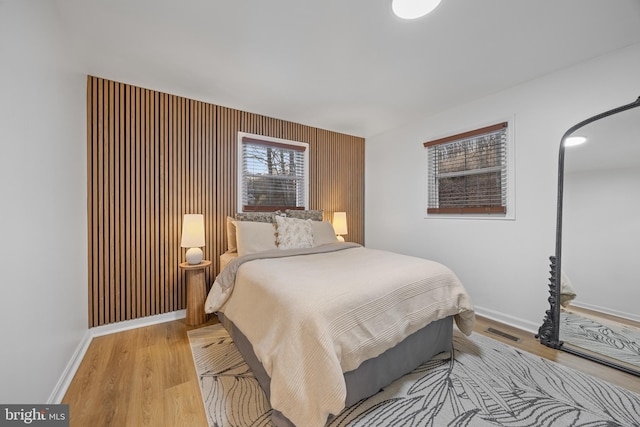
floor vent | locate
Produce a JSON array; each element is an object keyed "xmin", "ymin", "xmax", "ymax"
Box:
[{"xmin": 486, "ymin": 327, "xmax": 521, "ymax": 342}]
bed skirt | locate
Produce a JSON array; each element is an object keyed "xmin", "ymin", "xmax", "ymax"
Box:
[{"xmin": 217, "ymin": 312, "xmax": 454, "ymax": 427}]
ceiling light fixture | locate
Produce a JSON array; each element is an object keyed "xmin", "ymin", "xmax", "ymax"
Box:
[
  {"xmin": 564, "ymin": 136, "xmax": 587, "ymax": 147},
  {"xmin": 392, "ymin": 0, "xmax": 442, "ymax": 19}
]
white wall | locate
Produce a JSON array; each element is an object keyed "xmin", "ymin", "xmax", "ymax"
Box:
[
  {"xmin": 0, "ymin": 2, "xmax": 88, "ymax": 403},
  {"xmin": 563, "ymin": 166, "xmax": 640, "ymax": 320},
  {"xmin": 365, "ymin": 43, "xmax": 640, "ymax": 332}
]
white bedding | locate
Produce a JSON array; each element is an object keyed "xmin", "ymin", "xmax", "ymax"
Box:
[
  {"xmin": 204, "ymin": 245, "xmax": 475, "ymax": 427},
  {"xmin": 219, "ymin": 250, "xmax": 237, "ymax": 272}
]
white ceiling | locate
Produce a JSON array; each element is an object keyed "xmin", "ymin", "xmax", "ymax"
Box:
[{"xmin": 54, "ymin": 0, "xmax": 640, "ymax": 138}]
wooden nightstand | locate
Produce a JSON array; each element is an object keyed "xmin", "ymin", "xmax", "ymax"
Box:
[{"xmin": 179, "ymin": 260, "xmax": 212, "ymax": 326}]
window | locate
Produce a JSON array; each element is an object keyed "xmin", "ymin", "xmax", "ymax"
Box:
[
  {"xmin": 424, "ymin": 122, "xmax": 510, "ymax": 216},
  {"xmin": 238, "ymin": 133, "xmax": 309, "ymax": 212}
]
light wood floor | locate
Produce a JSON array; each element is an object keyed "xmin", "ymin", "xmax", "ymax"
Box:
[{"xmin": 63, "ymin": 315, "xmax": 640, "ymax": 427}]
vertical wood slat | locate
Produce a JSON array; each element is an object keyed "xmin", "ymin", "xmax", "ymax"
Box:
[
  {"xmin": 108, "ymin": 80, "xmax": 115, "ymax": 324},
  {"xmin": 87, "ymin": 76, "xmax": 365, "ymax": 327},
  {"xmin": 117, "ymin": 82, "xmax": 125, "ymax": 322},
  {"xmin": 125, "ymin": 83, "xmax": 133, "ymax": 321},
  {"xmin": 97, "ymin": 79, "xmax": 105, "ymax": 326},
  {"xmin": 88, "ymin": 77, "xmax": 96, "ymax": 327}
]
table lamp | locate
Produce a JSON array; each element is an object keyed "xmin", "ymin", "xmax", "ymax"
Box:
[
  {"xmin": 181, "ymin": 214, "xmax": 205, "ymax": 264},
  {"xmin": 333, "ymin": 212, "xmax": 348, "ymax": 242}
]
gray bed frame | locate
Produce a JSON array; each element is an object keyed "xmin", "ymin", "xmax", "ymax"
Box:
[{"xmin": 217, "ymin": 312, "xmax": 453, "ymax": 427}]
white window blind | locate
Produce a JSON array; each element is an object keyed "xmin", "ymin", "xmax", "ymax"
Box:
[
  {"xmin": 425, "ymin": 122, "xmax": 508, "ymax": 215},
  {"xmin": 240, "ymin": 136, "xmax": 308, "ymax": 212}
]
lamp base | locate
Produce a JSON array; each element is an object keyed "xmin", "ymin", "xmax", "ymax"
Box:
[
  {"xmin": 185, "ymin": 247, "xmax": 203, "ymax": 265},
  {"xmin": 336, "ymin": 235, "xmax": 345, "ymax": 242}
]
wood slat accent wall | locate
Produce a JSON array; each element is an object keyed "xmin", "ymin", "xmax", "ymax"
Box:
[
  {"xmin": 87, "ymin": 76, "xmax": 365, "ymax": 327},
  {"xmin": 313, "ymin": 129, "xmax": 365, "ymax": 244}
]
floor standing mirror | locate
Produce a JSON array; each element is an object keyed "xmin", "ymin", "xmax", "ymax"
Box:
[{"xmin": 538, "ymin": 96, "xmax": 640, "ymax": 376}]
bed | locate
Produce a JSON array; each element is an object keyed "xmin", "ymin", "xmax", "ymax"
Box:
[{"xmin": 204, "ymin": 211, "xmax": 475, "ymax": 427}]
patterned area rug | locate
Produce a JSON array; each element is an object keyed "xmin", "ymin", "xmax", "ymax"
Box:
[
  {"xmin": 188, "ymin": 324, "xmax": 640, "ymax": 427},
  {"xmin": 560, "ymin": 310, "xmax": 640, "ymax": 369}
]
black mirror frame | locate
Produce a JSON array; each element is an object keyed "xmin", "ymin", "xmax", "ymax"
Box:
[{"xmin": 537, "ymin": 95, "xmax": 640, "ymax": 376}]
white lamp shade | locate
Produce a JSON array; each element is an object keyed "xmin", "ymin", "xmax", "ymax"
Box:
[
  {"xmin": 181, "ymin": 214, "xmax": 205, "ymax": 248},
  {"xmin": 333, "ymin": 212, "xmax": 348, "ymax": 235}
]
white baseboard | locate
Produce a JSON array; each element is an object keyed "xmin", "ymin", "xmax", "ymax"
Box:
[
  {"xmin": 90, "ymin": 309, "xmax": 187, "ymax": 337},
  {"xmin": 47, "ymin": 329, "xmax": 93, "ymax": 404},
  {"xmin": 473, "ymin": 305, "xmax": 540, "ymax": 335},
  {"xmin": 570, "ymin": 301, "xmax": 640, "ymax": 323},
  {"xmin": 48, "ymin": 310, "xmax": 186, "ymax": 404}
]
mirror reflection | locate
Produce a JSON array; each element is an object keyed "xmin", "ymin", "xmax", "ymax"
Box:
[{"xmin": 559, "ymin": 104, "xmax": 640, "ymax": 373}]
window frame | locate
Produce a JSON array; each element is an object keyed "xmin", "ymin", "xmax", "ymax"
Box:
[
  {"xmin": 237, "ymin": 132, "xmax": 310, "ymax": 213},
  {"xmin": 423, "ymin": 120, "xmax": 515, "ymax": 220}
]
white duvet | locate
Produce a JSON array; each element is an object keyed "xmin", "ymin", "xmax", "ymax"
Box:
[{"xmin": 204, "ymin": 244, "xmax": 475, "ymax": 427}]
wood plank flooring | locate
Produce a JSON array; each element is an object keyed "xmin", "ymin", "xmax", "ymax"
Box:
[
  {"xmin": 63, "ymin": 315, "xmax": 640, "ymax": 427},
  {"xmin": 62, "ymin": 318, "xmax": 217, "ymax": 426}
]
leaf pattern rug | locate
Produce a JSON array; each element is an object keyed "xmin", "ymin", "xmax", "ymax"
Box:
[
  {"xmin": 560, "ymin": 309, "xmax": 640, "ymax": 369},
  {"xmin": 188, "ymin": 324, "xmax": 640, "ymax": 426}
]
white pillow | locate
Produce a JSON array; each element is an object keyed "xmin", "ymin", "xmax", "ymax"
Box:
[
  {"xmin": 312, "ymin": 221, "xmax": 338, "ymax": 246},
  {"xmin": 235, "ymin": 221, "xmax": 277, "ymax": 256},
  {"xmin": 275, "ymin": 216, "xmax": 314, "ymax": 249}
]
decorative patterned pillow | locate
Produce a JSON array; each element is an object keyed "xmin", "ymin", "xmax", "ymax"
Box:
[
  {"xmin": 285, "ymin": 209, "xmax": 323, "ymax": 221},
  {"xmin": 275, "ymin": 216, "xmax": 314, "ymax": 249},
  {"xmin": 235, "ymin": 211, "xmax": 283, "ymax": 223}
]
